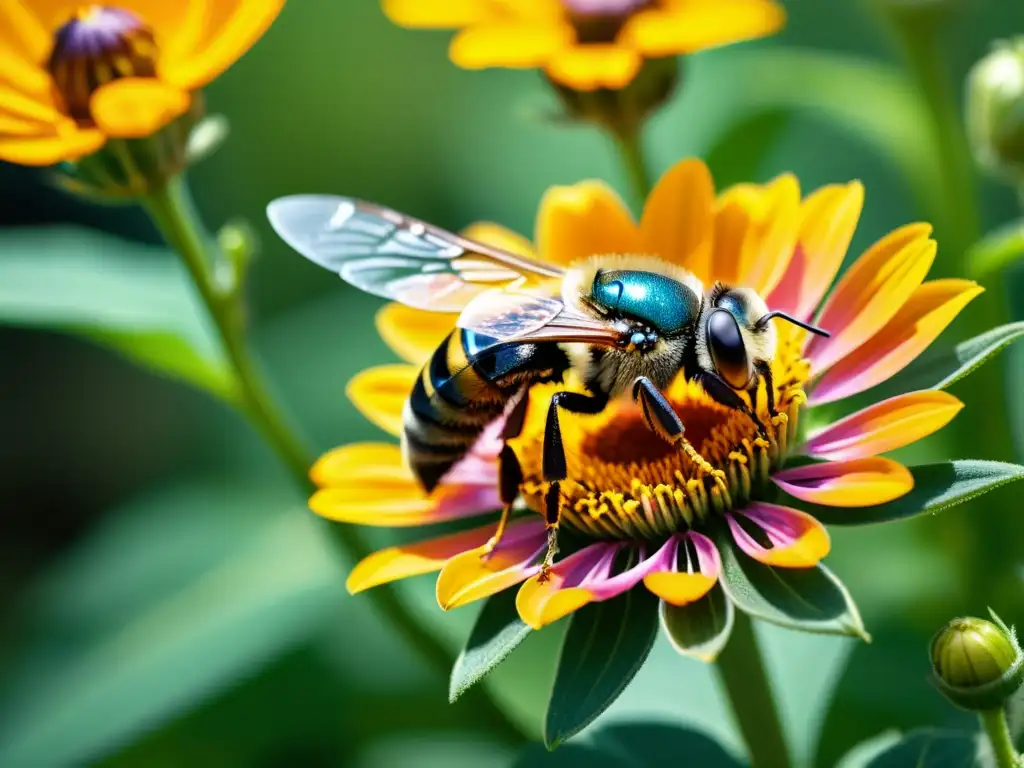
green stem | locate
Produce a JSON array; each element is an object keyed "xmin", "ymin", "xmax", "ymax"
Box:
[
  {"xmin": 611, "ymin": 126, "xmax": 653, "ymax": 207},
  {"xmin": 714, "ymin": 611, "xmax": 792, "ymax": 768},
  {"xmin": 980, "ymin": 708, "xmax": 1021, "ymax": 768},
  {"xmin": 141, "ymin": 176, "xmax": 525, "ymax": 748}
]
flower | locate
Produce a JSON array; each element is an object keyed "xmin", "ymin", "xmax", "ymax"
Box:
[
  {"xmin": 0, "ymin": 0, "xmax": 283, "ymax": 166},
  {"xmin": 382, "ymin": 0, "xmax": 785, "ymax": 91},
  {"xmin": 311, "ymin": 157, "xmax": 982, "ymax": 661}
]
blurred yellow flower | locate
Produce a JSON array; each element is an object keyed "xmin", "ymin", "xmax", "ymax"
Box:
[
  {"xmin": 0, "ymin": 0, "xmax": 283, "ymax": 166},
  {"xmin": 383, "ymin": 0, "xmax": 785, "ymax": 91}
]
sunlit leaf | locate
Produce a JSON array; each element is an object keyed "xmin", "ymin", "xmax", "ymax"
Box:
[
  {"xmin": 715, "ymin": 531, "xmax": 868, "ymax": 639},
  {"xmin": 967, "ymin": 222, "xmax": 1024, "ymax": 280},
  {"xmin": 790, "ymin": 461, "xmax": 1024, "ymax": 526},
  {"xmin": 0, "ymin": 226, "xmax": 234, "ymax": 400},
  {"xmin": 544, "ymin": 588, "xmax": 659, "ymax": 749},
  {"xmin": 0, "ymin": 481, "xmax": 343, "ymax": 767},
  {"xmin": 659, "ymin": 584, "xmax": 734, "ymax": 663},
  {"xmin": 705, "ymin": 108, "xmax": 791, "ymax": 190},
  {"xmin": 450, "ymin": 589, "xmax": 531, "ymax": 703}
]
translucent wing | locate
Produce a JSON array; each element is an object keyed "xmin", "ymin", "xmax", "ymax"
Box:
[{"xmin": 266, "ymin": 195, "xmax": 563, "ymax": 312}]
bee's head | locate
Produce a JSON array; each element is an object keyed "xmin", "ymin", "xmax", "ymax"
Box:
[{"xmin": 699, "ymin": 285, "xmax": 830, "ymax": 390}]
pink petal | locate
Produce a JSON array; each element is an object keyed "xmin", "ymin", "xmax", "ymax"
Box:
[
  {"xmin": 727, "ymin": 503, "xmax": 830, "ymax": 568},
  {"xmin": 643, "ymin": 532, "xmax": 721, "ymax": 606},
  {"xmin": 773, "ymin": 457, "xmax": 914, "ymax": 507}
]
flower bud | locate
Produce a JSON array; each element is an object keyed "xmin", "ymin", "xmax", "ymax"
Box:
[
  {"xmin": 930, "ymin": 613, "xmax": 1024, "ymax": 711},
  {"xmin": 966, "ymin": 39, "xmax": 1024, "ymax": 183}
]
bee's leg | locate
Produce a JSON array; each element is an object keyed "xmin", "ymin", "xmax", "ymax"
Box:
[
  {"xmin": 539, "ymin": 390, "xmax": 608, "ymax": 581},
  {"xmin": 695, "ymin": 371, "xmax": 767, "ymax": 436},
  {"xmin": 752, "ymin": 361, "xmax": 778, "ymax": 419},
  {"xmin": 632, "ymin": 377, "xmax": 726, "ymax": 485},
  {"xmin": 482, "ymin": 392, "xmax": 531, "ymax": 559}
]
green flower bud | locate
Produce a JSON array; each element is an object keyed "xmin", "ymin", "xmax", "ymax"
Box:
[
  {"xmin": 966, "ymin": 39, "xmax": 1024, "ymax": 183},
  {"xmin": 930, "ymin": 613, "xmax": 1024, "ymax": 711}
]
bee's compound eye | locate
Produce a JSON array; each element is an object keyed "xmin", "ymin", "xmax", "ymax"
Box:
[{"xmin": 707, "ymin": 309, "xmax": 752, "ymax": 389}]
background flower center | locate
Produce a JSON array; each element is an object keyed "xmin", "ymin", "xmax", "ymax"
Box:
[{"xmin": 47, "ymin": 6, "xmax": 158, "ymax": 124}]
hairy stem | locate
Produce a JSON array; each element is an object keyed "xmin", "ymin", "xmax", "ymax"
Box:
[
  {"xmin": 980, "ymin": 708, "xmax": 1022, "ymax": 768},
  {"xmin": 142, "ymin": 176, "xmax": 525, "ymax": 747},
  {"xmin": 715, "ymin": 611, "xmax": 793, "ymax": 768}
]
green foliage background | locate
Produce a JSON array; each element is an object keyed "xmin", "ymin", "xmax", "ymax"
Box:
[{"xmin": 1, "ymin": 1, "xmax": 1023, "ymax": 765}]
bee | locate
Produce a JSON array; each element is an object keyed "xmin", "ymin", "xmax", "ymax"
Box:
[{"xmin": 267, "ymin": 196, "xmax": 829, "ymax": 578}]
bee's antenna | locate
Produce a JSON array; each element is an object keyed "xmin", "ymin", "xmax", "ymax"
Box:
[{"xmin": 756, "ymin": 311, "xmax": 831, "ymax": 338}]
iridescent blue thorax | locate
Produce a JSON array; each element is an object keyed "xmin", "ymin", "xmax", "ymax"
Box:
[{"xmin": 590, "ymin": 269, "xmax": 699, "ymax": 335}]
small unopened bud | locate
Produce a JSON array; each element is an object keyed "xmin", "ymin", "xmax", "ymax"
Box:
[
  {"xmin": 930, "ymin": 613, "xmax": 1024, "ymax": 711},
  {"xmin": 966, "ymin": 39, "xmax": 1024, "ymax": 184},
  {"xmin": 215, "ymin": 219, "xmax": 259, "ymax": 295}
]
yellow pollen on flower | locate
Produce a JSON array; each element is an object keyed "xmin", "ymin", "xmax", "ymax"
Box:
[{"xmin": 511, "ymin": 323, "xmax": 811, "ymax": 541}]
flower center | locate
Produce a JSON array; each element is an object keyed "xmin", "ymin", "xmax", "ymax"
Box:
[
  {"xmin": 560, "ymin": 0, "xmax": 654, "ymax": 43},
  {"xmin": 511, "ymin": 323, "xmax": 811, "ymax": 541},
  {"xmin": 47, "ymin": 5, "xmax": 158, "ymax": 124}
]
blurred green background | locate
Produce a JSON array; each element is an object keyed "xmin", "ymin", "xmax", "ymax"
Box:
[{"xmin": 1, "ymin": 0, "xmax": 1023, "ymax": 765}]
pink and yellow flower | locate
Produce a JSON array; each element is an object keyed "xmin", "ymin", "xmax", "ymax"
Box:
[
  {"xmin": 382, "ymin": 0, "xmax": 785, "ymax": 91},
  {"xmin": 312, "ymin": 157, "xmax": 980, "ymax": 654}
]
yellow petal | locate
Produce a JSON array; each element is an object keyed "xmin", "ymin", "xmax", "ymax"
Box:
[
  {"xmin": 461, "ymin": 221, "xmax": 536, "ymax": 259},
  {"xmin": 773, "ymin": 457, "xmax": 914, "ymax": 507},
  {"xmin": 0, "ymin": 84, "xmax": 64, "ymax": 124},
  {"xmin": 536, "ymin": 180, "xmax": 642, "ymax": 267},
  {"xmin": 544, "ymin": 44, "xmax": 642, "ymax": 91},
  {"xmin": 383, "ymin": 0, "xmax": 493, "ymax": 28},
  {"xmin": 803, "ymin": 390, "xmax": 963, "ymax": 460},
  {"xmin": 346, "ymin": 521, "xmax": 498, "ymax": 594},
  {"xmin": 516, "ymin": 579, "xmax": 593, "ymax": 629},
  {"xmin": 310, "ymin": 442, "xmax": 407, "ymax": 488},
  {"xmin": 639, "ymin": 158, "xmax": 715, "ymax": 280},
  {"xmin": 643, "ymin": 571, "xmax": 717, "ymax": 606},
  {"xmin": 711, "ymin": 175, "xmax": 800, "ymax": 292},
  {"xmin": 766, "ymin": 182, "xmax": 864, "ymax": 321},
  {"xmin": 89, "ymin": 79, "xmax": 190, "ymax": 138},
  {"xmin": 0, "ymin": 39, "xmax": 53, "ymax": 101},
  {"xmin": 728, "ymin": 504, "xmax": 831, "ymax": 568},
  {"xmin": 0, "ymin": 111, "xmax": 51, "ymax": 137},
  {"xmin": 346, "ymin": 364, "xmax": 418, "ymax": 438},
  {"xmin": 811, "ymin": 280, "xmax": 984, "ymax": 405},
  {"xmin": 620, "ymin": 0, "xmax": 786, "ymax": 56},
  {"xmin": 163, "ymin": 0, "xmax": 285, "ymax": 90},
  {"xmin": 435, "ymin": 520, "xmax": 546, "ymax": 609},
  {"xmin": 449, "ymin": 22, "xmax": 574, "ymax": 70},
  {"xmin": 806, "ymin": 226, "xmax": 936, "ymax": 376},
  {"xmin": 375, "ymin": 304, "xmax": 455, "ymax": 366},
  {"xmin": 0, "ymin": 0, "xmax": 49, "ymax": 62},
  {"xmin": 0, "ymin": 127, "xmax": 104, "ymax": 165}
]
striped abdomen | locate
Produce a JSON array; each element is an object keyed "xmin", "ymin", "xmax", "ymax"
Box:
[{"xmin": 402, "ymin": 329, "xmax": 568, "ymax": 492}]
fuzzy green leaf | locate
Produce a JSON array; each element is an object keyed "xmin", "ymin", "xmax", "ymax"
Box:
[
  {"xmin": 544, "ymin": 587, "xmax": 660, "ymax": 749},
  {"xmin": 449, "ymin": 589, "xmax": 531, "ymax": 703},
  {"xmin": 659, "ymin": 584, "xmax": 734, "ymax": 663},
  {"xmin": 886, "ymin": 322, "xmax": 1024, "ymax": 393},
  {"xmin": 791, "ymin": 461, "xmax": 1024, "ymax": 527},
  {"xmin": 715, "ymin": 531, "xmax": 868, "ymax": 639},
  {"xmin": 0, "ymin": 227, "xmax": 234, "ymax": 400},
  {"xmin": 841, "ymin": 729, "xmax": 978, "ymax": 768}
]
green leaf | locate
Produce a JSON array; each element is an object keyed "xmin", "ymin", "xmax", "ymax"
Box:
[
  {"xmin": 885, "ymin": 322, "xmax": 1024, "ymax": 393},
  {"xmin": 516, "ymin": 723, "xmax": 743, "ymax": 767},
  {"xmin": 843, "ymin": 729, "xmax": 978, "ymax": 768},
  {"xmin": 544, "ymin": 587, "xmax": 660, "ymax": 749},
  {"xmin": 659, "ymin": 583, "xmax": 734, "ymax": 663},
  {"xmin": 0, "ymin": 481, "xmax": 344, "ymax": 767},
  {"xmin": 0, "ymin": 226, "xmax": 234, "ymax": 400},
  {"xmin": 715, "ymin": 530, "xmax": 868, "ymax": 639},
  {"xmin": 449, "ymin": 589, "xmax": 532, "ymax": 703},
  {"xmin": 705, "ymin": 108, "xmax": 791, "ymax": 190},
  {"xmin": 790, "ymin": 461, "xmax": 1024, "ymax": 526},
  {"xmin": 967, "ymin": 222, "xmax": 1024, "ymax": 280}
]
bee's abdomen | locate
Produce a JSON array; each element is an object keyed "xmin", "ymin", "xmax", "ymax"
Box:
[{"xmin": 402, "ymin": 330, "xmax": 508, "ymax": 492}]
